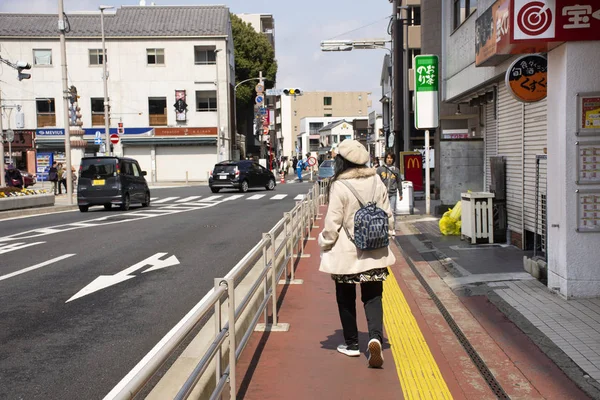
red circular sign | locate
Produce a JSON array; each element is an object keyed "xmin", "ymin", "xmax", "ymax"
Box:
[
  {"xmin": 110, "ymin": 134, "xmax": 120, "ymax": 144},
  {"xmin": 307, "ymin": 157, "xmax": 317, "ymax": 166},
  {"xmin": 517, "ymin": 1, "xmax": 552, "ymax": 37}
]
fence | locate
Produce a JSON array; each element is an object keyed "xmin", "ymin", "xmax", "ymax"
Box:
[{"xmin": 106, "ymin": 180, "xmax": 330, "ymax": 400}]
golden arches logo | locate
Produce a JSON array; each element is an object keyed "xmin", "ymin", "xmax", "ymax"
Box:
[{"xmin": 406, "ymin": 157, "xmax": 421, "ymax": 169}]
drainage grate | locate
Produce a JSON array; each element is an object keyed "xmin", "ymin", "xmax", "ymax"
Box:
[{"xmin": 396, "ymin": 238, "xmax": 510, "ymax": 399}]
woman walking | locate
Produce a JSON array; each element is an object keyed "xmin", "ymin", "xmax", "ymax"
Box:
[
  {"xmin": 376, "ymin": 152, "xmax": 402, "ymax": 222},
  {"xmin": 318, "ymin": 139, "xmax": 396, "ymax": 368}
]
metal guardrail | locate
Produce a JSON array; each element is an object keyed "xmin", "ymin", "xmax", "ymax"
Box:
[{"xmin": 105, "ymin": 180, "xmax": 330, "ymax": 400}]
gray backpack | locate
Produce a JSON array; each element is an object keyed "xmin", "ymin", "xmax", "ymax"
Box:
[{"xmin": 340, "ymin": 179, "xmax": 389, "ymax": 251}]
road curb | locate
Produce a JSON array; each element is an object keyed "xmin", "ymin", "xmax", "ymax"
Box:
[{"xmin": 0, "ymin": 204, "xmax": 78, "ymax": 220}]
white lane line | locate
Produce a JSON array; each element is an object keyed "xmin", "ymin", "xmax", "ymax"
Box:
[
  {"xmin": 0, "ymin": 254, "xmax": 75, "ymax": 282},
  {"xmin": 200, "ymin": 195, "xmax": 222, "ymax": 202},
  {"xmin": 294, "ymin": 195, "xmax": 305, "ymax": 200},
  {"xmin": 247, "ymin": 194, "xmax": 266, "ymax": 200},
  {"xmin": 152, "ymin": 197, "xmax": 179, "ymax": 204},
  {"xmin": 176, "ymin": 196, "xmax": 202, "ymax": 203},
  {"xmin": 150, "ymin": 197, "xmax": 159, "ymax": 201},
  {"xmin": 270, "ymin": 194, "xmax": 287, "ymax": 200},
  {"xmin": 222, "ymin": 195, "xmax": 244, "ymax": 202},
  {"xmin": 0, "ymin": 241, "xmax": 45, "ymax": 255}
]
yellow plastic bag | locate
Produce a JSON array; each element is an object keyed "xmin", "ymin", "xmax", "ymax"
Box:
[
  {"xmin": 449, "ymin": 201, "xmax": 462, "ymax": 221},
  {"xmin": 439, "ymin": 216, "xmax": 457, "ymax": 236},
  {"xmin": 454, "ymin": 220, "xmax": 462, "ymax": 235}
]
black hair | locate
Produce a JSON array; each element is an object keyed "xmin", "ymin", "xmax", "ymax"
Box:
[
  {"xmin": 385, "ymin": 152, "xmax": 395, "ymax": 163},
  {"xmin": 328, "ymin": 154, "xmax": 365, "ymax": 195}
]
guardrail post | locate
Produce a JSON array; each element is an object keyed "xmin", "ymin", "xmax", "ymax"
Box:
[
  {"xmin": 213, "ymin": 278, "xmax": 222, "ymax": 391},
  {"xmin": 225, "ymin": 277, "xmax": 236, "ymax": 400},
  {"xmin": 284, "ymin": 212, "xmax": 291, "ymax": 281},
  {"xmin": 267, "ymin": 232, "xmax": 278, "ymax": 326},
  {"xmin": 261, "ymin": 234, "xmax": 269, "ymax": 324}
]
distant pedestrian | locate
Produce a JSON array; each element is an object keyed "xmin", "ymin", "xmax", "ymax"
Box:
[
  {"xmin": 58, "ymin": 163, "xmax": 67, "ymax": 194},
  {"xmin": 376, "ymin": 152, "xmax": 402, "ymax": 222},
  {"xmin": 48, "ymin": 162, "xmax": 59, "ymax": 195},
  {"xmin": 292, "ymin": 157, "xmax": 298, "ymax": 171},
  {"xmin": 296, "ymin": 158, "xmax": 304, "ymax": 182},
  {"xmin": 318, "ymin": 139, "xmax": 395, "ymax": 368}
]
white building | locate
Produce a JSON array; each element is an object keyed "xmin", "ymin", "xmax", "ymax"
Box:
[
  {"xmin": 297, "ymin": 116, "xmax": 365, "ymax": 159},
  {"xmin": 318, "ymin": 120, "xmax": 354, "ymax": 149},
  {"xmin": 0, "ymin": 5, "xmax": 235, "ymax": 182},
  {"xmin": 441, "ymin": 0, "xmax": 600, "ymax": 298},
  {"xmin": 368, "ymin": 111, "xmax": 385, "ymax": 161}
]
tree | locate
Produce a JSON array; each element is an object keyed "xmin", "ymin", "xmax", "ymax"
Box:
[{"xmin": 231, "ymin": 14, "xmax": 277, "ymax": 140}]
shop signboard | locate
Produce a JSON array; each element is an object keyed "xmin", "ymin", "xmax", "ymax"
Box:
[
  {"xmin": 36, "ymin": 128, "xmax": 65, "ymax": 136},
  {"xmin": 505, "ymin": 54, "xmax": 547, "ymax": 103},
  {"xmin": 36, "ymin": 152, "xmax": 53, "ymax": 182},
  {"xmin": 2, "ymin": 130, "xmax": 34, "ymax": 150},
  {"xmin": 577, "ymin": 93, "xmax": 600, "ymax": 135},
  {"xmin": 414, "ymin": 55, "xmax": 439, "ymax": 130},
  {"xmin": 154, "ymin": 127, "xmax": 218, "ymax": 136},
  {"xmin": 83, "ymin": 127, "xmax": 152, "ymax": 136}
]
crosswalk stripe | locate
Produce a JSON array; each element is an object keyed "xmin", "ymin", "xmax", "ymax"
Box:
[
  {"xmin": 176, "ymin": 196, "xmax": 202, "ymax": 203},
  {"xmin": 270, "ymin": 194, "xmax": 287, "ymax": 200},
  {"xmin": 247, "ymin": 194, "xmax": 266, "ymax": 200},
  {"xmin": 222, "ymin": 194, "xmax": 244, "ymax": 201},
  {"xmin": 294, "ymin": 195, "xmax": 305, "ymax": 200},
  {"xmin": 150, "ymin": 197, "xmax": 159, "ymax": 201},
  {"xmin": 201, "ymin": 195, "xmax": 222, "ymax": 202},
  {"xmin": 151, "ymin": 197, "xmax": 179, "ymax": 204}
]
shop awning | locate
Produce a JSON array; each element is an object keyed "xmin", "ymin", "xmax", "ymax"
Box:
[{"xmin": 121, "ymin": 136, "xmax": 217, "ymax": 146}]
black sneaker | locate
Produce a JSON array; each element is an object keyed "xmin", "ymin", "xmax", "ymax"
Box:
[{"xmin": 337, "ymin": 343, "xmax": 360, "ymax": 357}]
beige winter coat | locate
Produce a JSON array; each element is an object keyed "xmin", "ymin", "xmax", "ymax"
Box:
[{"xmin": 318, "ymin": 168, "xmax": 396, "ymax": 275}]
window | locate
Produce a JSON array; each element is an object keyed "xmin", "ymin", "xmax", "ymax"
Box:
[
  {"xmin": 309, "ymin": 122, "xmax": 324, "ymax": 135},
  {"xmin": 148, "ymin": 97, "xmax": 167, "ymax": 126},
  {"xmin": 36, "ymin": 98, "xmax": 56, "ymax": 127},
  {"xmin": 91, "ymin": 98, "xmax": 105, "ymax": 126},
  {"xmin": 33, "ymin": 49, "xmax": 52, "ymax": 66},
  {"xmin": 132, "ymin": 163, "xmax": 141, "ymax": 177},
  {"xmin": 309, "ymin": 139, "xmax": 320, "ymax": 152},
  {"xmin": 89, "ymin": 49, "xmax": 106, "ymax": 65},
  {"xmin": 323, "ymin": 96, "xmax": 332, "ymax": 106},
  {"xmin": 324, "ymin": 113, "xmax": 332, "ymax": 117},
  {"xmin": 453, "ymin": 0, "xmax": 477, "ymax": 30},
  {"xmin": 194, "ymin": 46, "xmax": 216, "ymax": 65},
  {"xmin": 147, "ymin": 48, "xmax": 165, "ymax": 65},
  {"xmin": 195, "ymin": 91, "xmax": 217, "ymax": 112}
]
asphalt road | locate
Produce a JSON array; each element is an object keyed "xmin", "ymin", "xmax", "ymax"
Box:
[{"xmin": 0, "ymin": 181, "xmax": 311, "ymax": 399}]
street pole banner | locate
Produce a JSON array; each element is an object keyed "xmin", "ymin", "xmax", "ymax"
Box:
[{"xmin": 414, "ymin": 55, "xmax": 440, "ymax": 130}]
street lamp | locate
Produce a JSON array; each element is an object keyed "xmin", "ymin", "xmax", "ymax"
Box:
[
  {"xmin": 100, "ymin": 5, "xmax": 114, "ymax": 156},
  {"xmin": 320, "ymin": 39, "xmax": 391, "ymax": 52}
]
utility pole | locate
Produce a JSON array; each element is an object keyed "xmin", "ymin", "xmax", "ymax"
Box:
[
  {"xmin": 0, "ymin": 87, "xmax": 5, "ymax": 187},
  {"xmin": 100, "ymin": 6, "xmax": 113, "ymax": 156},
  {"xmin": 392, "ymin": 0, "xmax": 405, "ymax": 169},
  {"xmin": 58, "ymin": 0, "xmax": 73, "ymax": 204}
]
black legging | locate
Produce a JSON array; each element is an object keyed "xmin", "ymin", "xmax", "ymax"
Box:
[{"xmin": 335, "ymin": 281, "xmax": 384, "ymax": 345}]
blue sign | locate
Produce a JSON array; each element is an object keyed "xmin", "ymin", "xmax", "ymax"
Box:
[
  {"xmin": 94, "ymin": 138, "xmax": 103, "ymax": 145},
  {"xmin": 36, "ymin": 129, "xmax": 65, "ymax": 136},
  {"xmin": 260, "ymin": 107, "xmax": 267, "ymax": 115},
  {"xmin": 83, "ymin": 127, "xmax": 152, "ymax": 136},
  {"xmin": 255, "ymin": 95, "xmax": 264, "ymax": 104},
  {"xmin": 94, "ymin": 131, "xmax": 101, "ymax": 139}
]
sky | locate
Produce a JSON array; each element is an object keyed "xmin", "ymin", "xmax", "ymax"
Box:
[{"xmin": 0, "ymin": 0, "xmax": 393, "ymax": 109}]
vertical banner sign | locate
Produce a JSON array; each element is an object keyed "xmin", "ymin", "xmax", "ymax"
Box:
[
  {"xmin": 174, "ymin": 90, "xmax": 187, "ymax": 122},
  {"xmin": 403, "ymin": 154, "xmax": 424, "ymax": 192},
  {"xmin": 414, "ymin": 55, "xmax": 440, "ymax": 130}
]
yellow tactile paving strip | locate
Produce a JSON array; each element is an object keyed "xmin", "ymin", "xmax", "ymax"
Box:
[{"xmin": 383, "ymin": 268, "xmax": 453, "ymax": 400}]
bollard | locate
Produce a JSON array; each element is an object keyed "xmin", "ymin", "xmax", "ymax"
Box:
[{"xmin": 186, "ymin": 171, "xmax": 189, "ymax": 185}]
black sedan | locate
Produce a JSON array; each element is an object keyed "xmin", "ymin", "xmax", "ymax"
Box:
[{"xmin": 209, "ymin": 160, "xmax": 276, "ymax": 193}]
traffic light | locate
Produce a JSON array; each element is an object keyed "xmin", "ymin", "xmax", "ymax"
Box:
[
  {"xmin": 16, "ymin": 61, "xmax": 31, "ymax": 81},
  {"xmin": 283, "ymin": 88, "xmax": 303, "ymax": 96}
]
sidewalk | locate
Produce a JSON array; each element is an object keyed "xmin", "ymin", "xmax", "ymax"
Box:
[{"xmin": 233, "ymin": 204, "xmax": 590, "ymax": 399}]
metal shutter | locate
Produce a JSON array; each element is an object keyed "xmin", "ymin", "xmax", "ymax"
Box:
[
  {"xmin": 484, "ymin": 97, "xmax": 498, "ymax": 191},
  {"xmin": 497, "ymin": 84, "xmax": 524, "ymax": 235},
  {"xmin": 123, "ymin": 147, "xmax": 152, "ymax": 180},
  {"xmin": 523, "ymin": 99, "xmax": 547, "ymax": 236},
  {"xmin": 155, "ymin": 146, "xmax": 217, "ymax": 181}
]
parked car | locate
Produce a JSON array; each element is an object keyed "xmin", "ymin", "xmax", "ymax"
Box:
[
  {"xmin": 4, "ymin": 167, "xmax": 23, "ymax": 188},
  {"xmin": 209, "ymin": 160, "xmax": 276, "ymax": 193},
  {"xmin": 77, "ymin": 156, "xmax": 150, "ymax": 212},
  {"xmin": 19, "ymin": 170, "xmax": 36, "ymax": 188},
  {"xmin": 317, "ymin": 159, "xmax": 335, "ymax": 181}
]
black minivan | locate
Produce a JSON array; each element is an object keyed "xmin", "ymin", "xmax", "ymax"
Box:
[
  {"xmin": 208, "ymin": 160, "xmax": 276, "ymax": 193},
  {"xmin": 77, "ymin": 156, "xmax": 150, "ymax": 212}
]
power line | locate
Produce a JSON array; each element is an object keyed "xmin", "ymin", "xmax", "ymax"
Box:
[{"xmin": 326, "ymin": 15, "xmax": 392, "ymax": 40}]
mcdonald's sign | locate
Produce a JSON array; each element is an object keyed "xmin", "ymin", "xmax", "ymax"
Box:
[{"xmin": 403, "ymin": 154, "xmax": 424, "ymax": 192}]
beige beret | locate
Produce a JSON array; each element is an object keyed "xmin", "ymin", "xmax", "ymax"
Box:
[{"xmin": 337, "ymin": 139, "xmax": 369, "ymax": 165}]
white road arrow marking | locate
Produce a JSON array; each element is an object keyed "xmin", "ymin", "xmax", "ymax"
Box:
[
  {"xmin": 0, "ymin": 254, "xmax": 75, "ymax": 282},
  {"xmin": 0, "ymin": 241, "xmax": 45, "ymax": 255},
  {"xmin": 66, "ymin": 253, "xmax": 180, "ymax": 303}
]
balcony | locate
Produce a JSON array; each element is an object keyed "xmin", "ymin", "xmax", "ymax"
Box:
[
  {"xmin": 37, "ymin": 113, "xmax": 56, "ymax": 128},
  {"xmin": 149, "ymin": 114, "xmax": 168, "ymax": 126}
]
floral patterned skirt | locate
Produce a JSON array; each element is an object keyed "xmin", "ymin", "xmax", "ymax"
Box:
[{"xmin": 331, "ymin": 267, "xmax": 389, "ymax": 284}]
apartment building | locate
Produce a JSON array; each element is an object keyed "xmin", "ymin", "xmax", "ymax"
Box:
[
  {"xmin": 0, "ymin": 5, "xmax": 235, "ymax": 182},
  {"xmin": 237, "ymin": 13, "xmax": 275, "ymax": 50},
  {"xmin": 275, "ymin": 91, "xmax": 371, "ymax": 159}
]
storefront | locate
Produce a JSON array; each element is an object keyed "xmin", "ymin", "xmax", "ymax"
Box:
[{"xmin": 2, "ymin": 129, "xmax": 36, "ymax": 173}]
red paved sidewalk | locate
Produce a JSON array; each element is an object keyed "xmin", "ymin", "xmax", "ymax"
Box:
[{"xmin": 235, "ymin": 207, "xmax": 402, "ymax": 400}]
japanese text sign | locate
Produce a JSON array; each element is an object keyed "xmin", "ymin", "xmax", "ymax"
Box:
[
  {"xmin": 511, "ymin": 0, "xmax": 600, "ymax": 43},
  {"xmin": 414, "ymin": 55, "xmax": 439, "ymax": 130},
  {"xmin": 578, "ymin": 93, "xmax": 600, "ymax": 135},
  {"xmin": 505, "ymin": 54, "xmax": 547, "ymax": 103}
]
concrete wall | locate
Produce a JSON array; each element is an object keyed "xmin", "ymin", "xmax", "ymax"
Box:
[
  {"xmin": 439, "ymin": 140, "xmax": 484, "ymax": 206},
  {"xmin": 547, "ymin": 41, "xmax": 600, "ymax": 298}
]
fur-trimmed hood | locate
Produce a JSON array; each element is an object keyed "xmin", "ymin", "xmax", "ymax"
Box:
[{"xmin": 337, "ymin": 167, "xmax": 377, "ymax": 180}]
